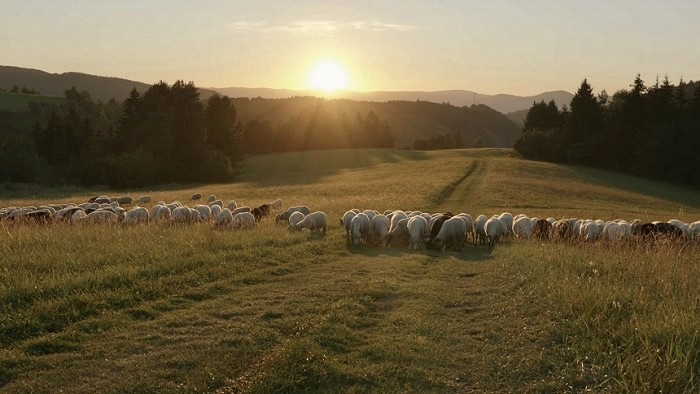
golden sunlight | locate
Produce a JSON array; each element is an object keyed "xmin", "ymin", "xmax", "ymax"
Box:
[{"xmin": 308, "ymin": 60, "xmax": 349, "ymax": 93}]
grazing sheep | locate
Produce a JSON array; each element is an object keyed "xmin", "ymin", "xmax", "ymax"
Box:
[
  {"xmin": 227, "ymin": 200, "xmax": 238, "ymax": 211},
  {"xmin": 70, "ymin": 209, "xmax": 87, "ymax": 224},
  {"xmin": 153, "ymin": 205, "xmax": 172, "ymax": 221},
  {"xmin": 252, "ymin": 204, "xmax": 271, "ymax": 222},
  {"xmin": 485, "ymin": 217, "xmax": 503, "ymax": 250},
  {"xmin": 350, "ymin": 213, "xmax": 371, "ymax": 245},
  {"xmin": 553, "ymin": 219, "xmax": 573, "ymax": 241},
  {"xmin": 388, "ymin": 211, "xmax": 409, "ymax": 234},
  {"xmin": 270, "ymin": 199, "xmax": 283, "ymax": 209},
  {"xmin": 432, "ymin": 217, "xmax": 467, "ymax": 251},
  {"xmin": 512, "ymin": 216, "xmax": 533, "ymax": 239},
  {"xmin": 497, "ymin": 212, "xmax": 513, "ymax": 237},
  {"xmin": 370, "ymin": 214, "xmax": 390, "ymax": 245},
  {"xmin": 191, "ymin": 193, "xmax": 202, "ymax": 201},
  {"xmin": 386, "ymin": 218, "xmax": 409, "ymax": 247},
  {"xmin": 210, "ymin": 204, "xmax": 222, "ymax": 218},
  {"xmin": 193, "ymin": 204, "xmax": 212, "ymax": 221},
  {"xmin": 94, "ymin": 196, "xmax": 111, "ymax": 204},
  {"xmin": 473, "ymin": 215, "xmax": 488, "ymax": 245},
  {"xmin": 208, "ymin": 195, "xmax": 217, "ymax": 203},
  {"xmin": 124, "ymin": 206, "xmax": 150, "ymax": 225},
  {"xmin": 172, "ymin": 206, "xmax": 197, "ymax": 224},
  {"xmin": 137, "ymin": 195, "xmax": 152, "ymax": 204},
  {"xmin": 341, "ymin": 210, "xmax": 357, "ymax": 242},
  {"xmin": 208, "ymin": 200, "xmax": 223, "ymax": 208},
  {"xmin": 231, "ymin": 212, "xmax": 256, "ymax": 229},
  {"xmin": 408, "ymin": 216, "xmax": 428, "ymax": 250},
  {"xmin": 532, "ymin": 219, "xmax": 553, "ymax": 240},
  {"xmin": 288, "ymin": 211, "xmax": 305, "ymax": 228},
  {"xmin": 581, "ymin": 221, "xmax": 603, "ymax": 242},
  {"xmin": 117, "ymin": 196, "xmax": 133, "ymax": 205},
  {"xmin": 232, "ymin": 206, "xmax": 251, "ymax": 216},
  {"xmin": 293, "ymin": 211, "xmax": 327, "ymax": 234},
  {"xmin": 689, "ymin": 221, "xmax": 700, "ymax": 240},
  {"xmin": 362, "ymin": 210, "xmax": 377, "ymax": 221},
  {"xmin": 215, "ymin": 208, "xmax": 233, "ymax": 226},
  {"xmin": 56, "ymin": 206, "xmax": 84, "ymax": 222},
  {"xmin": 427, "ymin": 214, "xmax": 452, "ymax": 249},
  {"xmin": 456, "ymin": 213, "xmax": 474, "ymax": 244},
  {"xmin": 275, "ymin": 206, "xmax": 312, "ymax": 223},
  {"xmin": 77, "ymin": 210, "xmax": 118, "ymax": 224}
]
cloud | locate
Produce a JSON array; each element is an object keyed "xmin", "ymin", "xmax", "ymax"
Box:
[{"xmin": 229, "ymin": 20, "xmax": 415, "ymax": 36}]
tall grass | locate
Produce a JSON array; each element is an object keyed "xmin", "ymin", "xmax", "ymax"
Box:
[{"xmin": 1, "ymin": 148, "xmax": 699, "ymax": 392}]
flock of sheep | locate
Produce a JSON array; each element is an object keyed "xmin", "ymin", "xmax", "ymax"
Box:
[
  {"xmin": 341, "ymin": 209, "xmax": 700, "ymax": 251},
  {"xmin": 1, "ymin": 194, "xmax": 699, "ymax": 252}
]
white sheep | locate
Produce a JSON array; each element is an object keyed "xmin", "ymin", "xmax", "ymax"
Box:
[
  {"xmin": 153, "ymin": 205, "xmax": 172, "ymax": 221},
  {"xmin": 123, "ymin": 207, "xmax": 149, "ymax": 225},
  {"xmin": 208, "ymin": 194, "xmax": 217, "ymax": 203},
  {"xmin": 210, "ymin": 204, "xmax": 222, "ymax": 218},
  {"xmin": 232, "ymin": 206, "xmax": 251, "ymax": 216},
  {"xmin": 215, "ymin": 208, "xmax": 233, "ymax": 226},
  {"xmin": 227, "ymin": 200, "xmax": 238, "ymax": 211},
  {"xmin": 432, "ymin": 217, "xmax": 467, "ymax": 251},
  {"xmin": 473, "ymin": 215, "xmax": 488, "ymax": 245},
  {"xmin": 457, "ymin": 213, "xmax": 474, "ymax": 243},
  {"xmin": 386, "ymin": 218, "xmax": 409, "ymax": 247},
  {"xmin": 193, "ymin": 204, "xmax": 212, "ymax": 221},
  {"xmin": 293, "ymin": 211, "xmax": 327, "ymax": 234},
  {"xmin": 485, "ymin": 217, "xmax": 503, "ymax": 250},
  {"xmin": 172, "ymin": 206, "xmax": 196, "ymax": 224},
  {"xmin": 498, "ymin": 212, "xmax": 513, "ymax": 237},
  {"xmin": 341, "ymin": 210, "xmax": 357, "ymax": 242},
  {"xmin": 689, "ymin": 221, "xmax": 700, "ymax": 240},
  {"xmin": 70, "ymin": 209, "xmax": 87, "ymax": 225},
  {"xmin": 362, "ymin": 210, "xmax": 377, "ymax": 221},
  {"xmin": 77, "ymin": 210, "xmax": 118, "ymax": 224},
  {"xmin": 350, "ymin": 213, "xmax": 371, "ymax": 244},
  {"xmin": 231, "ymin": 212, "xmax": 256, "ymax": 229},
  {"xmin": 288, "ymin": 211, "xmax": 305, "ymax": 228},
  {"xmin": 137, "ymin": 195, "xmax": 152, "ymax": 204},
  {"xmin": 512, "ymin": 216, "xmax": 532, "ymax": 239},
  {"xmin": 407, "ymin": 216, "xmax": 428, "ymax": 250},
  {"xmin": 208, "ymin": 200, "xmax": 223, "ymax": 208},
  {"xmin": 275, "ymin": 206, "xmax": 312, "ymax": 222},
  {"xmin": 370, "ymin": 214, "xmax": 390, "ymax": 245}
]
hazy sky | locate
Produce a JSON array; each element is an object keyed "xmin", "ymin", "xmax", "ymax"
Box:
[{"xmin": 2, "ymin": 0, "xmax": 699, "ymax": 95}]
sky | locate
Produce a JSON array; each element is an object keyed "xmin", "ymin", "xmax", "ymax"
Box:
[{"xmin": 1, "ymin": 0, "xmax": 699, "ymax": 96}]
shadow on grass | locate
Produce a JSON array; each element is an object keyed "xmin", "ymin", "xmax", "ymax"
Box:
[
  {"xmin": 568, "ymin": 165, "xmax": 700, "ymax": 210},
  {"xmin": 345, "ymin": 243, "xmax": 494, "ymax": 263},
  {"xmin": 236, "ymin": 149, "xmax": 431, "ymax": 186}
]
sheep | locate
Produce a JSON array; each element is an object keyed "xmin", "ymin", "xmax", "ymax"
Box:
[
  {"xmin": 350, "ymin": 213, "xmax": 371, "ymax": 245},
  {"xmin": 215, "ymin": 208, "xmax": 233, "ymax": 226},
  {"xmin": 70, "ymin": 209, "xmax": 87, "ymax": 224},
  {"xmin": 193, "ymin": 204, "xmax": 212, "ymax": 221},
  {"xmin": 581, "ymin": 220, "xmax": 603, "ymax": 242},
  {"xmin": 231, "ymin": 212, "xmax": 256, "ymax": 229},
  {"xmin": 275, "ymin": 206, "xmax": 312, "ymax": 223},
  {"xmin": 172, "ymin": 206, "xmax": 196, "ymax": 224},
  {"xmin": 232, "ymin": 206, "xmax": 251, "ymax": 216},
  {"xmin": 153, "ymin": 205, "xmax": 172, "ymax": 221},
  {"xmin": 77, "ymin": 210, "xmax": 118, "ymax": 224},
  {"xmin": 252, "ymin": 204, "xmax": 271, "ymax": 222},
  {"xmin": 191, "ymin": 193, "xmax": 202, "ymax": 201},
  {"xmin": 497, "ymin": 212, "xmax": 513, "ymax": 237},
  {"xmin": 208, "ymin": 200, "xmax": 223, "ymax": 208},
  {"xmin": 117, "ymin": 196, "xmax": 133, "ymax": 205},
  {"xmin": 210, "ymin": 204, "xmax": 222, "ymax": 218},
  {"xmin": 370, "ymin": 214, "xmax": 390, "ymax": 245},
  {"xmin": 552, "ymin": 219, "xmax": 573, "ymax": 241},
  {"xmin": 293, "ymin": 211, "xmax": 327, "ymax": 234},
  {"xmin": 124, "ymin": 206, "xmax": 150, "ymax": 225},
  {"xmin": 94, "ymin": 196, "xmax": 111, "ymax": 204},
  {"xmin": 270, "ymin": 199, "xmax": 283, "ymax": 209},
  {"xmin": 456, "ymin": 213, "xmax": 474, "ymax": 244},
  {"xmin": 484, "ymin": 217, "xmax": 503, "ymax": 250},
  {"xmin": 208, "ymin": 194, "xmax": 217, "ymax": 203},
  {"xmin": 388, "ymin": 211, "xmax": 408, "ymax": 234},
  {"xmin": 362, "ymin": 210, "xmax": 377, "ymax": 221},
  {"xmin": 408, "ymin": 216, "xmax": 428, "ymax": 250},
  {"xmin": 25, "ymin": 209, "xmax": 54, "ymax": 224},
  {"xmin": 473, "ymin": 215, "xmax": 488, "ymax": 245},
  {"xmin": 512, "ymin": 216, "xmax": 533, "ymax": 239},
  {"xmin": 137, "ymin": 195, "xmax": 152, "ymax": 204},
  {"xmin": 533, "ymin": 219, "xmax": 553, "ymax": 240},
  {"xmin": 227, "ymin": 200, "xmax": 238, "ymax": 211},
  {"xmin": 56, "ymin": 206, "xmax": 83, "ymax": 222},
  {"xmin": 288, "ymin": 211, "xmax": 305, "ymax": 228},
  {"xmin": 427, "ymin": 214, "xmax": 452, "ymax": 249},
  {"xmin": 689, "ymin": 221, "xmax": 700, "ymax": 240},
  {"xmin": 386, "ymin": 218, "xmax": 409, "ymax": 247},
  {"xmin": 341, "ymin": 210, "xmax": 357, "ymax": 242},
  {"xmin": 432, "ymin": 217, "xmax": 467, "ymax": 251}
]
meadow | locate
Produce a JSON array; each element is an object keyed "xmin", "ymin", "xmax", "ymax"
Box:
[{"xmin": 1, "ymin": 148, "xmax": 699, "ymax": 393}]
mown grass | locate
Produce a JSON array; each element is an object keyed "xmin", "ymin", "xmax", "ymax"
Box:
[{"xmin": 1, "ymin": 148, "xmax": 699, "ymax": 392}]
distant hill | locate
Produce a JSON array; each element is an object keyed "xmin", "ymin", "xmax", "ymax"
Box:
[
  {"xmin": 505, "ymin": 109, "xmax": 528, "ymax": 128},
  {"xmin": 0, "ymin": 66, "xmax": 217, "ymax": 102},
  {"xmin": 231, "ymin": 97, "xmax": 522, "ymax": 148},
  {"xmin": 215, "ymin": 87, "xmax": 575, "ymax": 114},
  {"xmin": 0, "ymin": 90, "xmax": 65, "ymax": 112}
]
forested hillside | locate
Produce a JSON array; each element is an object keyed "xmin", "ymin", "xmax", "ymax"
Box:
[{"xmin": 515, "ymin": 75, "xmax": 700, "ymax": 185}]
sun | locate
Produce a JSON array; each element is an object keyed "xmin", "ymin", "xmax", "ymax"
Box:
[{"xmin": 308, "ymin": 60, "xmax": 349, "ymax": 93}]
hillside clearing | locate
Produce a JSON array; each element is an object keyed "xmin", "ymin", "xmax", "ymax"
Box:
[{"xmin": 1, "ymin": 148, "xmax": 699, "ymax": 392}]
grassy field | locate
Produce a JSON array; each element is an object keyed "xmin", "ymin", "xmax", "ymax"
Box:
[
  {"xmin": 1, "ymin": 148, "xmax": 699, "ymax": 393},
  {"xmin": 0, "ymin": 91, "xmax": 65, "ymax": 112}
]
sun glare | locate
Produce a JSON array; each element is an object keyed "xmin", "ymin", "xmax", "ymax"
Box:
[{"xmin": 308, "ymin": 60, "xmax": 349, "ymax": 93}]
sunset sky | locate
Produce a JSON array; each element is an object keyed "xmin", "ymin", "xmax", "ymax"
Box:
[{"xmin": 2, "ymin": 0, "xmax": 699, "ymax": 96}]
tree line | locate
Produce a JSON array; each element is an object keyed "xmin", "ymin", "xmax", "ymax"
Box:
[
  {"xmin": 0, "ymin": 81, "xmax": 394, "ymax": 188},
  {"xmin": 515, "ymin": 75, "xmax": 700, "ymax": 185}
]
